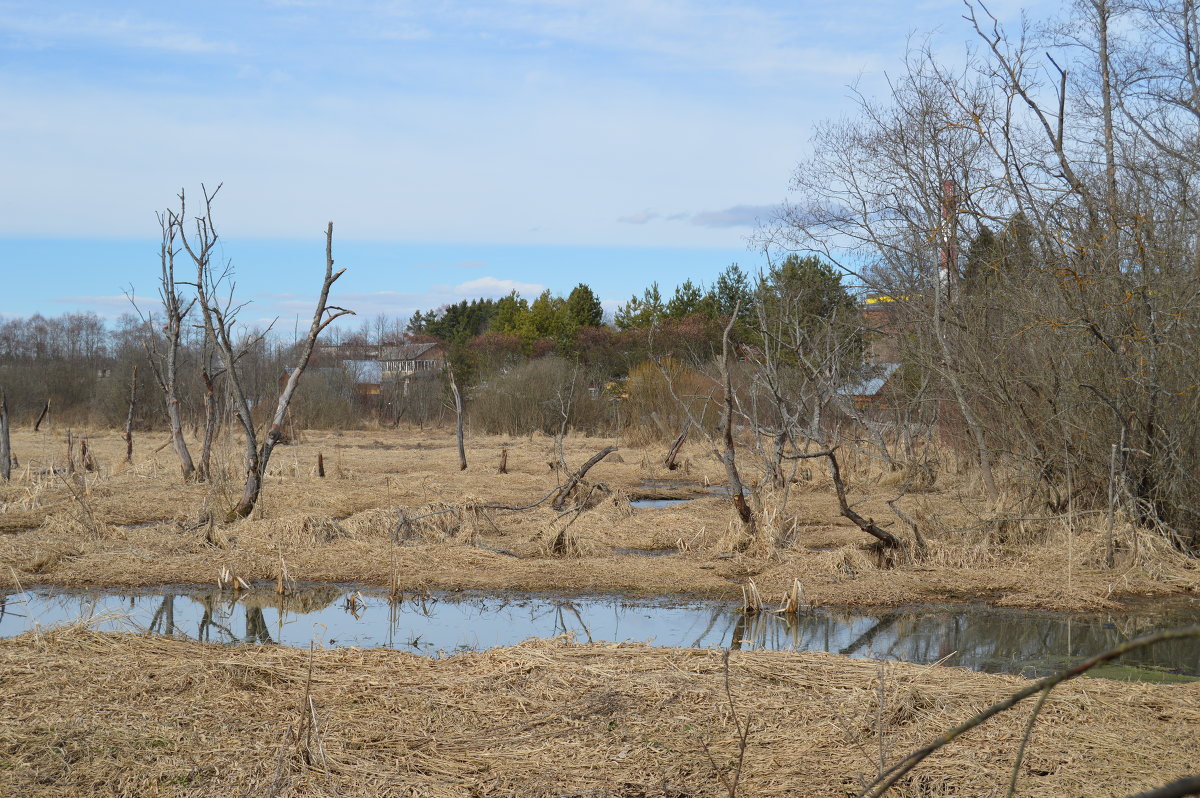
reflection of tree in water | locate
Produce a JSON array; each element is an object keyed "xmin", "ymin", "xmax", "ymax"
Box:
[
  {"xmin": 147, "ymin": 595, "xmax": 177, "ymax": 635},
  {"xmin": 725, "ymin": 606, "xmax": 1200, "ymax": 677},
  {"xmin": 184, "ymin": 586, "xmax": 343, "ymax": 646},
  {"xmin": 553, "ymin": 602, "xmax": 593, "ymax": 643},
  {"xmin": 243, "ymin": 606, "xmax": 274, "ymax": 645}
]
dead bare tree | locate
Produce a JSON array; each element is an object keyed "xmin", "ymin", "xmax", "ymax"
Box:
[
  {"xmin": 196, "ymin": 337, "xmax": 224, "ymax": 482},
  {"xmin": 131, "ymin": 212, "xmax": 197, "ymax": 480},
  {"xmin": 447, "ymin": 361, "xmax": 467, "ymax": 471},
  {"xmin": 123, "ymin": 365, "xmax": 138, "ymax": 464},
  {"xmin": 33, "ymin": 398, "xmax": 49, "ymax": 432},
  {"xmin": 0, "ymin": 387, "xmax": 11, "ymax": 480},
  {"xmin": 664, "ymin": 419, "xmax": 690, "ymax": 470},
  {"xmin": 551, "ymin": 445, "xmax": 618, "ymax": 510},
  {"xmin": 175, "ymin": 185, "xmax": 353, "ymax": 518},
  {"xmin": 716, "ymin": 310, "xmax": 757, "ymax": 542},
  {"xmin": 762, "ymin": 4, "xmax": 1200, "ymax": 545}
]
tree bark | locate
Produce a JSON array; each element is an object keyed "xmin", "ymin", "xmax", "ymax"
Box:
[
  {"xmin": 448, "ymin": 362, "xmax": 467, "ymax": 471},
  {"xmin": 0, "ymin": 388, "xmax": 11, "ymax": 480},
  {"xmin": 717, "ymin": 308, "xmax": 756, "ymax": 541},
  {"xmin": 33, "ymin": 399, "xmax": 50, "ymax": 432},
  {"xmin": 123, "ymin": 365, "xmax": 138, "ymax": 464},
  {"xmin": 197, "ymin": 367, "xmax": 219, "ymax": 482},
  {"xmin": 137, "ymin": 212, "xmax": 197, "ymax": 481},
  {"xmin": 664, "ymin": 419, "xmax": 690, "ymax": 470}
]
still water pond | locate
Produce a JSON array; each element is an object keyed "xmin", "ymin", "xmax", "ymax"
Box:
[{"xmin": 1, "ymin": 585, "xmax": 1196, "ymax": 681}]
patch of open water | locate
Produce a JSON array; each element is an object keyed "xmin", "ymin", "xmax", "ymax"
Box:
[
  {"xmin": 629, "ymin": 498, "xmax": 692, "ymax": 509},
  {"xmin": 1, "ymin": 586, "xmax": 1196, "ymax": 681}
]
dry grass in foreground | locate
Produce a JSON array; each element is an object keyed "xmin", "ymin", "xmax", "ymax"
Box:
[
  {"xmin": 0, "ymin": 625, "xmax": 1196, "ymax": 797},
  {"xmin": 1, "ymin": 427, "xmax": 1198, "ymax": 610}
]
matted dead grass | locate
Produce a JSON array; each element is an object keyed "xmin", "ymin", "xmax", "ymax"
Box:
[
  {"xmin": 1, "ymin": 427, "xmax": 1198, "ymax": 610},
  {"xmin": 0, "ymin": 625, "xmax": 1196, "ymax": 797}
]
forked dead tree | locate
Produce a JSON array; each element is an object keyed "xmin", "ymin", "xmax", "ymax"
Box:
[{"xmin": 175, "ymin": 185, "xmax": 353, "ymax": 518}]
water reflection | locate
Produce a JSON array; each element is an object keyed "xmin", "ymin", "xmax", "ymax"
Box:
[{"xmin": 1, "ymin": 585, "xmax": 1196, "ymax": 680}]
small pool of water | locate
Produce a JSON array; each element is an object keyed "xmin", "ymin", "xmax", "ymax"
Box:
[
  {"xmin": 629, "ymin": 498, "xmax": 693, "ymax": 509},
  {"xmin": 1, "ymin": 586, "xmax": 1196, "ymax": 681}
]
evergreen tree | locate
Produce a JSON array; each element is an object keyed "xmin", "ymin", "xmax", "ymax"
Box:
[
  {"xmin": 666, "ymin": 279, "xmax": 706, "ymax": 318},
  {"xmin": 564, "ymin": 283, "xmax": 604, "ymax": 328},
  {"xmin": 706, "ymin": 263, "xmax": 754, "ymax": 321},
  {"xmin": 614, "ymin": 282, "xmax": 665, "ymax": 329}
]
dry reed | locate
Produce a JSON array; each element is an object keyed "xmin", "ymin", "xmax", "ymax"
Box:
[{"xmin": 0, "ymin": 626, "xmax": 1196, "ymax": 797}]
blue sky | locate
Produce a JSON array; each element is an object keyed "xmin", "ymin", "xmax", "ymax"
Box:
[{"xmin": 0, "ymin": 0, "xmax": 1043, "ymax": 328}]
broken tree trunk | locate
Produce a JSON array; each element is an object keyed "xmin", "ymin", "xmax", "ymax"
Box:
[
  {"xmin": 825, "ymin": 448, "xmax": 902, "ymax": 548},
  {"xmin": 782, "ymin": 445, "xmax": 903, "ymax": 549},
  {"xmin": 552, "ymin": 446, "xmax": 618, "ymax": 510},
  {"xmin": 317, "ymin": 451, "xmax": 325, "ymax": 478},
  {"xmin": 664, "ymin": 419, "xmax": 690, "ymax": 470},
  {"xmin": 0, "ymin": 388, "xmax": 11, "ymax": 480},
  {"xmin": 448, "ymin": 362, "xmax": 467, "ymax": 471},
  {"xmin": 33, "ymin": 399, "xmax": 50, "ymax": 432},
  {"xmin": 499, "ymin": 448, "xmax": 508, "ymax": 474},
  {"xmin": 123, "ymin": 365, "xmax": 138, "ymax": 464}
]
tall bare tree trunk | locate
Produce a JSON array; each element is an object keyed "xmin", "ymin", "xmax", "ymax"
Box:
[
  {"xmin": 197, "ymin": 364, "xmax": 219, "ymax": 482},
  {"xmin": 136, "ymin": 212, "xmax": 197, "ymax": 480},
  {"xmin": 0, "ymin": 388, "xmax": 11, "ymax": 481},
  {"xmin": 718, "ymin": 309, "xmax": 756, "ymax": 543},
  {"xmin": 1095, "ymin": 0, "xmax": 1119, "ymax": 228},
  {"xmin": 123, "ymin": 365, "xmax": 138, "ymax": 464},
  {"xmin": 448, "ymin": 362, "xmax": 467, "ymax": 471}
]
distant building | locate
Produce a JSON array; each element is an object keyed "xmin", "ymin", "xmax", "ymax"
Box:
[
  {"xmin": 377, "ymin": 342, "xmax": 446, "ymax": 378},
  {"xmin": 290, "ymin": 341, "xmax": 449, "ymax": 402}
]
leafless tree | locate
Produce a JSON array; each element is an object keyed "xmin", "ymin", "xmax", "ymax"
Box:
[
  {"xmin": 447, "ymin": 361, "xmax": 467, "ymax": 470},
  {"xmin": 763, "ymin": 1, "xmax": 1200, "ymax": 545},
  {"xmin": 131, "ymin": 213, "xmax": 197, "ymax": 479},
  {"xmin": 122, "ymin": 365, "xmax": 137, "ymax": 464},
  {"xmin": 0, "ymin": 387, "xmax": 11, "ymax": 480},
  {"xmin": 174, "ymin": 185, "xmax": 353, "ymax": 518}
]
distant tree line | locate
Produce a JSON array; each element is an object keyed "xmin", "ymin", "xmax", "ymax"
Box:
[{"xmin": 0, "ymin": 252, "xmax": 866, "ymax": 444}]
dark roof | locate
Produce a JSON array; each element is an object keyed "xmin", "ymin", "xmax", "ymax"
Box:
[
  {"xmin": 837, "ymin": 362, "xmax": 901, "ymax": 397},
  {"xmin": 379, "ymin": 342, "xmax": 441, "ymax": 360}
]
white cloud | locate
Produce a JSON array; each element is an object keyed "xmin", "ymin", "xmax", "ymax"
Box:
[
  {"xmin": 0, "ymin": 11, "xmax": 233, "ymax": 54},
  {"xmin": 447, "ymin": 276, "xmax": 545, "ymax": 297},
  {"xmin": 687, "ymin": 204, "xmax": 781, "ymax": 228},
  {"xmin": 618, "ymin": 210, "xmax": 659, "ymax": 225}
]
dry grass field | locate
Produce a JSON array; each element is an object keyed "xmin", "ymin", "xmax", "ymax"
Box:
[
  {"xmin": 2, "ymin": 425, "xmax": 1199, "ymax": 796},
  {"xmin": 0, "ymin": 426, "xmax": 1197, "ymax": 609},
  {"xmin": 2, "ymin": 625, "xmax": 1198, "ymax": 797}
]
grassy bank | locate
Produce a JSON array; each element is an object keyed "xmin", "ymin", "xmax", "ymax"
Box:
[{"xmin": 1, "ymin": 625, "xmax": 1197, "ymax": 796}]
